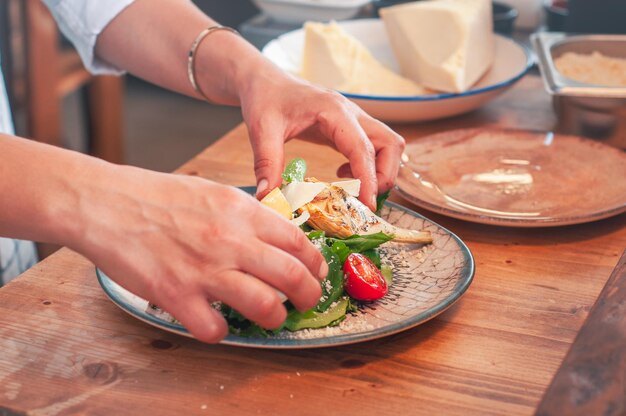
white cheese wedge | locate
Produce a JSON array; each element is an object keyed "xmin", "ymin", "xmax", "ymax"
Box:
[
  {"xmin": 380, "ymin": 0, "xmax": 495, "ymax": 93},
  {"xmin": 282, "ymin": 181, "xmax": 327, "ymax": 212},
  {"xmin": 301, "ymin": 21, "xmax": 428, "ymax": 96},
  {"xmin": 331, "ymin": 179, "xmax": 361, "ymax": 197}
]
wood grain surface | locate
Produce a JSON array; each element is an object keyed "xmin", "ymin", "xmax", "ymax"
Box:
[
  {"xmin": 536, "ymin": 250, "xmax": 626, "ymax": 416},
  {"xmin": 1, "ymin": 76, "xmax": 625, "ymax": 416}
]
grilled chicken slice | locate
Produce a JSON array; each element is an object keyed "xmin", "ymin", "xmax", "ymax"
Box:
[{"xmin": 299, "ymin": 179, "xmax": 432, "ymax": 244}]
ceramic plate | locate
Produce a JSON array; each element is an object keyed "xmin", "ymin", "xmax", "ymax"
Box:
[
  {"xmin": 262, "ymin": 19, "xmax": 532, "ymax": 123},
  {"xmin": 396, "ymin": 129, "xmax": 626, "ymax": 227},
  {"xmin": 96, "ymin": 187, "xmax": 474, "ymax": 349},
  {"xmin": 251, "ymin": 0, "xmax": 370, "ymax": 24}
]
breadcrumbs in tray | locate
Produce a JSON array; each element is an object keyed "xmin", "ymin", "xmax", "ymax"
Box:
[{"xmin": 554, "ymin": 51, "xmax": 626, "ymax": 87}]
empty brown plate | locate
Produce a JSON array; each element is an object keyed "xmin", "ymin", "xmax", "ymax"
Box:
[{"xmin": 396, "ymin": 128, "xmax": 626, "ymax": 227}]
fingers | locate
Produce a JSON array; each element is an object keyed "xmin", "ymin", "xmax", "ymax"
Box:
[
  {"xmin": 336, "ymin": 163, "xmax": 353, "ymax": 179},
  {"xmin": 202, "ymin": 270, "xmax": 289, "ymax": 330},
  {"xmin": 317, "ymin": 110, "xmax": 378, "ymax": 211},
  {"xmin": 253, "ymin": 210, "xmax": 328, "ymax": 282},
  {"xmin": 161, "ymin": 295, "xmax": 229, "ymax": 343},
  {"xmin": 359, "ymin": 117, "xmax": 406, "ymax": 193},
  {"xmin": 247, "ymin": 116, "xmax": 286, "ymax": 200},
  {"xmin": 237, "ymin": 239, "xmax": 323, "ymax": 312}
]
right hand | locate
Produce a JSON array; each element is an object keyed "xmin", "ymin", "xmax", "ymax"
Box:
[{"xmin": 69, "ymin": 165, "xmax": 326, "ymax": 343}]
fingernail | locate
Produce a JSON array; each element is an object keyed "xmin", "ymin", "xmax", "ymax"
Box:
[
  {"xmin": 371, "ymin": 195, "xmax": 377, "ymax": 210},
  {"xmin": 318, "ymin": 261, "xmax": 329, "ymax": 280},
  {"xmin": 256, "ymin": 179, "xmax": 268, "ymax": 197}
]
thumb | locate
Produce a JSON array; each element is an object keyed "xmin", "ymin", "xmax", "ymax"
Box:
[{"xmin": 248, "ymin": 121, "xmax": 286, "ymax": 200}]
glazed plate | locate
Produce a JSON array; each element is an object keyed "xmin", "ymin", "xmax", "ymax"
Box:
[
  {"xmin": 97, "ymin": 188, "xmax": 474, "ymax": 349},
  {"xmin": 262, "ymin": 18, "xmax": 532, "ymax": 123},
  {"xmin": 251, "ymin": 0, "xmax": 370, "ymax": 24},
  {"xmin": 396, "ymin": 129, "xmax": 626, "ymax": 227}
]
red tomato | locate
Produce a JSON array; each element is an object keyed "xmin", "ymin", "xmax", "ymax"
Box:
[{"xmin": 343, "ymin": 253, "xmax": 388, "ymax": 301}]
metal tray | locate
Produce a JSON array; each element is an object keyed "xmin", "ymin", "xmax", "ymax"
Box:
[{"xmin": 532, "ymin": 33, "xmax": 626, "ymax": 148}]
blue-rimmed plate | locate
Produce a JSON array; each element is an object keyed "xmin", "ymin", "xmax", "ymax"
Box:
[
  {"xmin": 262, "ymin": 18, "xmax": 532, "ymax": 123},
  {"xmin": 96, "ymin": 187, "xmax": 474, "ymax": 349}
]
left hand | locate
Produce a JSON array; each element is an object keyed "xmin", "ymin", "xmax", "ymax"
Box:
[{"xmin": 239, "ymin": 69, "xmax": 405, "ymax": 212}]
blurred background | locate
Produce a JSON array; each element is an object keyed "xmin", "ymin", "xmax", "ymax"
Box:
[{"xmin": 0, "ymin": 0, "xmax": 623, "ymax": 173}]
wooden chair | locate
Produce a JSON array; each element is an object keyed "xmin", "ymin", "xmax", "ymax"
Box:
[{"xmin": 24, "ymin": 0, "xmax": 124, "ymax": 163}]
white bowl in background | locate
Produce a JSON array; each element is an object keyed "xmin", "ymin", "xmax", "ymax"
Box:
[
  {"xmin": 262, "ymin": 19, "xmax": 532, "ymax": 123},
  {"xmin": 251, "ymin": 0, "xmax": 371, "ymax": 24}
]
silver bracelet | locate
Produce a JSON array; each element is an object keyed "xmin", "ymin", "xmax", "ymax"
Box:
[{"xmin": 187, "ymin": 25, "xmax": 240, "ymax": 101}]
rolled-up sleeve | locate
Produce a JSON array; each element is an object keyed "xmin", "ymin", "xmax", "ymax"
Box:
[{"xmin": 42, "ymin": 0, "xmax": 136, "ymax": 75}]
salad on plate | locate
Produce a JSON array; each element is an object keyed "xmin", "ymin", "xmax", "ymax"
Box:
[{"xmin": 148, "ymin": 159, "xmax": 433, "ymax": 337}]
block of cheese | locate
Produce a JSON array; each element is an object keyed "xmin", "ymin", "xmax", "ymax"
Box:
[
  {"xmin": 380, "ymin": 0, "xmax": 495, "ymax": 93},
  {"xmin": 301, "ymin": 21, "xmax": 428, "ymax": 96}
]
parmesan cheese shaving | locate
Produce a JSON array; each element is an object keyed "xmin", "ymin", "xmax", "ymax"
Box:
[
  {"xmin": 282, "ymin": 181, "xmax": 327, "ymax": 211},
  {"xmin": 331, "ymin": 179, "xmax": 361, "ymax": 196}
]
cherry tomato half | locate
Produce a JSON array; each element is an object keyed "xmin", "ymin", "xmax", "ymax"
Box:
[{"xmin": 343, "ymin": 253, "xmax": 388, "ymax": 301}]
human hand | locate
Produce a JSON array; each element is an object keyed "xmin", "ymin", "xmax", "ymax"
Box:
[
  {"xmin": 94, "ymin": 1, "xmax": 402, "ymax": 209},
  {"xmin": 70, "ymin": 165, "xmax": 326, "ymax": 343},
  {"xmin": 239, "ymin": 69, "xmax": 405, "ymax": 211}
]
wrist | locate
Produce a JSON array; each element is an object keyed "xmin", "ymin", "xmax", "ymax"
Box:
[
  {"xmin": 41, "ymin": 155, "xmax": 118, "ymax": 250},
  {"xmin": 0, "ymin": 137, "xmax": 119, "ymax": 250},
  {"xmin": 193, "ymin": 29, "xmax": 280, "ymax": 106}
]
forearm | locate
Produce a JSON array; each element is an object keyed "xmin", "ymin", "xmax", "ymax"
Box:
[
  {"xmin": 0, "ymin": 135, "xmax": 111, "ymax": 246},
  {"xmin": 95, "ymin": 0, "xmax": 278, "ymax": 106}
]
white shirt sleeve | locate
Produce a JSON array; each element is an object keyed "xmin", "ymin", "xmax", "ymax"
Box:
[{"xmin": 42, "ymin": 0, "xmax": 136, "ymax": 75}]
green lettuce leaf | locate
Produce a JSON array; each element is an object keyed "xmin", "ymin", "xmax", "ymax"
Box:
[
  {"xmin": 316, "ymin": 244, "xmax": 345, "ymax": 312},
  {"xmin": 328, "ymin": 232, "xmax": 393, "ymax": 252},
  {"xmin": 376, "ymin": 190, "xmax": 391, "ymax": 215},
  {"xmin": 282, "ymin": 158, "xmax": 307, "ymax": 183}
]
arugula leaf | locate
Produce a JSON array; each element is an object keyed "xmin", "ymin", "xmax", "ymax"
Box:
[
  {"xmin": 376, "ymin": 190, "xmax": 391, "ymax": 215},
  {"xmin": 236, "ymin": 324, "xmax": 272, "ymax": 338},
  {"xmin": 306, "ymin": 230, "xmax": 325, "ymax": 241},
  {"xmin": 316, "ymin": 244, "xmax": 345, "ymax": 312},
  {"xmin": 329, "ymin": 232, "xmax": 393, "ymax": 252},
  {"xmin": 221, "ymin": 305, "xmax": 270, "ymax": 337},
  {"xmin": 330, "ymin": 240, "xmax": 351, "ymax": 263},
  {"xmin": 282, "ymin": 158, "xmax": 307, "ymax": 183}
]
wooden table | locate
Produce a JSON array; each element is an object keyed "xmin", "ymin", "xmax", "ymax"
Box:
[{"xmin": 1, "ymin": 76, "xmax": 625, "ymax": 416}]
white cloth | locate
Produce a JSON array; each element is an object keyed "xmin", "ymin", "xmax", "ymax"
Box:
[
  {"xmin": 0, "ymin": 0, "xmax": 135, "ymax": 285},
  {"xmin": 0, "ymin": 62, "xmax": 38, "ymax": 285},
  {"xmin": 42, "ymin": 0, "xmax": 136, "ymax": 75}
]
